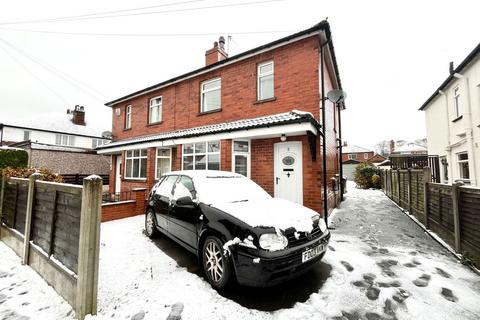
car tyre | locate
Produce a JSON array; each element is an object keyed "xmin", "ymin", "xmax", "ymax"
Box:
[
  {"xmin": 145, "ymin": 209, "xmax": 159, "ymax": 238},
  {"xmin": 202, "ymin": 236, "xmax": 232, "ymax": 290}
]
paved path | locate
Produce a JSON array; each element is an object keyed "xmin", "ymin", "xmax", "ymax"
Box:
[{"xmin": 315, "ymin": 183, "xmax": 480, "ymax": 320}]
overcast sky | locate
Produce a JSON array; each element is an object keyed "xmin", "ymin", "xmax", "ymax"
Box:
[{"xmin": 0, "ymin": 0, "xmax": 479, "ymax": 149}]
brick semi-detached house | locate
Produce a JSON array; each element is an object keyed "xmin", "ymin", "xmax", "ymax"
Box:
[{"xmin": 97, "ymin": 21, "xmax": 345, "ymax": 216}]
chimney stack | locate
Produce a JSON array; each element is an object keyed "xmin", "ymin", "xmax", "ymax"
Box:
[
  {"xmin": 390, "ymin": 140, "xmax": 395, "ymax": 154},
  {"xmin": 449, "ymin": 61, "xmax": 454, "ymax": 75},
  {"xmin": 205, "ymin": 36, "xmax": 228, "ymax": 66},
  {"xmin": 71, "ymin": 105, "xmax": 86, "ymax": 126}
]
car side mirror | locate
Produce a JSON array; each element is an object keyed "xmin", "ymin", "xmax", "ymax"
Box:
[{"xmin": 175, "ymin": 196, "xmax": 197, "ymax": 208}]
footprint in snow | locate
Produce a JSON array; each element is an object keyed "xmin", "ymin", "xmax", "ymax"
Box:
[
  {"xmin": 365, "ymin": 286, "xmax": 380, "ymax": 300},
  {"xmin": 441, "ymin": 288, "xmax": 458, "ymax": 302},
  {"xmin": 392, "ymin": 288, "xmax": 410, "ymax": 303},
  {"xmin": 413, "ymin": 273, "xmax": 431, "ymax": 287},
  {"xmin": 435, "ymin": 267, "xmax": 451, "ymax": 278},
  {"xmin": 340, "ymin": 261, "xmax": 354, "ymax": 272}
]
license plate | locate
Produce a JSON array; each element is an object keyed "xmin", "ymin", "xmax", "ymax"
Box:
[{"xmin": 302, "ymin": 243, "xmax": 326, "ymax": 263}]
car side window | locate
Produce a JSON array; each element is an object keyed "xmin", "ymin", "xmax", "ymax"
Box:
[
  {"xmin": 173, "ymin": 176, "xmax": 197, "ymax": 200},
  {"xmin": 155, "ymin": 175, "xmax": 178, "ymax": 197}
]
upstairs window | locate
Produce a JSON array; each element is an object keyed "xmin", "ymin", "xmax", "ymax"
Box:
[
  {"xmin": 92, "ymin": 138, "xmax": 108, "ymax": 148},
  {"xmin": 55, "ymin": 134, "xmax": 75, "ymax": 146},
  {"xmin": 257, "ymin": 61, "xmax": 274, "ymax": 100},
  {"xmin": 182, "ymin": 141, "xmax": 220, "ymax": 170},
  {"xmin": 149, "ymin": 96, "xmax": 162, "ymax": 124},
  {"xmin": 125, "ymin": 105, "xmax": 132, "ymax": 129},
  {"xmin": 125, "ymin": 149, "xmax": 147, "ymax": 179},
  {"xmin": 364, "ymin": 153, "xmax": 369, "ymax": 160},
  {"xmin": 453, "ymin": 87, "xmax": 461, "ymax": 118},
  {"xmin": 201, "ymin": 78, "xmax": 221, "ymax": 113},
  {"xmin": 23, "ymin": 130, "xmax": 31, "ymax": 141}
]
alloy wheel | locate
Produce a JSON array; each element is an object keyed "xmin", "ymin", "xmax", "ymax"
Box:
[
  {"xmin": 204, "ymin": 240, "xmax": 224, "ymax": 283},
  {"xmin": 146, "ymin": 211, "xmax": 155, "ymax": 236}
]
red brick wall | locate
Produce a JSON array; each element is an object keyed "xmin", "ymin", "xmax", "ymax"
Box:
[
  {"xmin": 110, "ymin": 36, "xmax": 320, "ymax": 141},
  {"xmin": 101, "ymin": 188, "xmax": 147, "ymax": 222}
]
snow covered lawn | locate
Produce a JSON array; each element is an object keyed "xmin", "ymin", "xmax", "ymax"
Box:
[{"xmin": 1, "ymin": 182, "xmax": 480, "ymax": 319}]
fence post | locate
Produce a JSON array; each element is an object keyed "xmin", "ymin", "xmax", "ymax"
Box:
[
  {"xmin": 76, "ymin": 175, "xmax": 102, "ymax": 320},
  {"xmin": 397, "ymin": 169, "xmax": 401, "ymax": 204},
  {"xmin": 451, "ymin": 182, "xmax": 462, "ymax": 252},
  {"xmin": 407, "ymin": 169, "xmax": 412, "ymax": 213},
  {"xmin": 0, "ymin": 175, "xmax": 6, "ymax": 238},
  {"xmin": 423, "ymin": 167, "xmax": 432, "ymax": 228},
  {"xmin": 22, "ymin": 173, "xmax": 41, "ymax": 265},
  {"xmin": 389, "ymin": 170, "xmax": 393, "ymax": 198}
]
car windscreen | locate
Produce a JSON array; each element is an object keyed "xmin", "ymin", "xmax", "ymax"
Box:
[{"xmin": 194, "ymin": 175, "xmax": 271, "ymax": 205}]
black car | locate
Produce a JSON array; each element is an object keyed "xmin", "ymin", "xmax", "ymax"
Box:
[{"xmin": 145, "ymin": 170, "xmax": 330, "ymax": 289}]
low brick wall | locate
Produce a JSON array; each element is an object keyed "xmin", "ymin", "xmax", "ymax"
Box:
[{"xmin": 101, "ymin": 188, "xmax": 146, "ymax": 222}]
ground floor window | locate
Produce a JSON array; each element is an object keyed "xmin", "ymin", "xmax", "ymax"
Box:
[
  {"xmin": 156, "ymin": 148, "xmax": 171, "ymax": 179},
  {"xmin": 457, "ymin": 152, "xmax": 469, "ymax": 180},
  {"xmin": 125, "ymin": 149, "xmax": 147, "ymax": 179},
  {"xmin": 232, "ymin": 140, "xmax": 250, "ymax": 177},
  {"xmin": 182, "ymin": 141, "xmax": 220, "ymax": 170},
  {"xmin": 348, "ymin": 154, "xmax": 356, "ymax": 160}
]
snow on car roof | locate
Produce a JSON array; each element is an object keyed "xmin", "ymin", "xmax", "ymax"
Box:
[{"xmin": 163, "ymin": 170, "xmax": 243, "ymax": 179}]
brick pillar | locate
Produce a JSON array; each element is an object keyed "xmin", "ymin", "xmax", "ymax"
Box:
[
  {"xmin": 109, "ymin": 155, "xmax": 116, "ymax": 193},
  {"xmin": 221, "ymin": 139, "xmax": 232, "ymax": 171},
  {"xmin": 174, "ymin": 146, "xmax": 182, "ymax": 170},
  {"xmin": 146, "ymin": 148, "xmax": 156, "ymax": 189},
  {"xmin": 132, "ymin": 188, "xmax": 147, "ymax": 215}
]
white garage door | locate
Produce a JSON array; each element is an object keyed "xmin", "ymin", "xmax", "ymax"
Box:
[{"xmin": 343, "ymin": 164, "xmax": 358, "ymax": 181}]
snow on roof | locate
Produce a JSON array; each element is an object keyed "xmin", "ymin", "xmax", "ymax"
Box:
[
  {"xmin": 0, "ymin": 145, "xmax": 24, "ymax": 151},
  {"xmin": 393, "ymin": 142, "xmax": 427, "ymax": 153},
  {"xmin": 342, "ymin": 144, "xmax": 372, "ymax": 153},
  {"xmin": 3, "ymin": 112, "xmax": 106, "ymax": 138},
  {"xmin": 28, "ymin": 142, "xmax": 95, "ymax": 153},
  {"xmin": 98, "ymin": 110, "xmax": 317, "ymax": 150}
]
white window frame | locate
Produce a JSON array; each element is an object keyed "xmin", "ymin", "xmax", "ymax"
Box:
[
  {"xmin": 155, "ymin": 148, "xmax": 172, "ymax": 180},
  {"xmin": 348, "ymin": 154, "xmax": 356, "ymax": 160},
  {"xmin": 457, "ymin": 152, "xmax": 469, "ymax": 180},
  {"xmin": 55, "ymin": 134, "xmax": 75, "ymax": 146},
  {"xmin": 149, "ymin": 96, "xmax": 163, "ymax": 124},
  {"xmin": 92, "ymin": 138, "xmax": 108, "ymax": 148},
  {"xmin": 232, "ymin": 139, "xmax": 251, "ymax": 178},
  {"xmin": 200, "ymin": 78, "xmax": 221, "ymax": 113},
  {"xmin": 257, "ymin": 60, "xmax": 274, "ymax": 101},
  {"xmin": 453, "ymin": 87, "xmax": 461, "ymax": 118},
  {"xmin": 125, "ymin": 105, "xmax": 132, "ymax": 129},
  {"xmin": 182, "ymin": 141, "xmax": 221, "ymax": 170},
  {"xmin": 124, "ymin": 149, "xmax": 148, "ymax": 180},
  {"xmin": 23, "ymin": 130, "xmax": 31, "ymax": 141},
  {"xmin": 364, "ymin": 153, "xmax": 369, "ymax": 160}
]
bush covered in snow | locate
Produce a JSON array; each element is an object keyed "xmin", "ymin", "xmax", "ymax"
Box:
[
  {"xmin": 1, "ymin": 167, "xmax": 63, "ymax": 182},
  {"xmin": 354, "ymin": 163, "xmax": 382, "ymax": 189},
  {"xmin": 0, "ymin": 148, "xmax": 28, "ymax": 169}
]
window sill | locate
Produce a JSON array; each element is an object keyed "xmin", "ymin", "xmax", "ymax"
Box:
[
  {"xmin": 198, "ymin": 109, "xmax": 222, "ymax": 116},
  {"xmin": 123, "ymin": 128, "xmax": 132, "ymax": 132},
  {"xmin": 254, "ymin": 97, "xmax": 277, "ymax": 105},
  {"xmin": 146, "ymin": 121, "xmax": 163, "ymax": 127},
  {"xmin": 123, "ymin": 178, "xmax": 147, "ymax": 182},
  {"xmin": 452, "ymin": 115, "xmax": 463, "ymax": 123}
]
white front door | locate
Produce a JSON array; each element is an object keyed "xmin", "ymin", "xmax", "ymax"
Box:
[
  {"xmin": 115, "ymin": 156, "xmax": 122, "ymax": 193},
  {"xmin": 274, "ymin": 141, "xmax": 303, "ymax": 204}
]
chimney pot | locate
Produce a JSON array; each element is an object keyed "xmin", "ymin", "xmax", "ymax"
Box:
[
  {"xmin": 449, "ymin": 61, "xmax": 454, "ymax": 75},
  {"xmin": 205, "ymin": 36, "xmax": 228, "ymax": 66},
  {"xmin": 390, "ymin": 140, "xmax": 395, "ymax": 153}
]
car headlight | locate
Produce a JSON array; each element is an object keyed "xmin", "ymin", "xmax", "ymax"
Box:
[
  {"xmin": 259, "ymin": 233, "xmax": 288, "ymax": 251},
  {"xmin": 312, "ymin": 214, "xmax": 327, "ymax": 233}
]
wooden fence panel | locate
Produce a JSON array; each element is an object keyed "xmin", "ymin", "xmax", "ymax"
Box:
[
  {"xmin": 2, "ymin": 182, "xmax": 18, "ymax": 228},
  {"xmin": 459, "ymin": 188, "xmax": 480, "ymax": 252},
  {"xmin": 13, "ymin": 183, "xmax": 29, "ymax": 234},
  {"xmin": 31, "ymin": 187, "xmax": 56, "ymax": 254},
  {"xmin": 427, "ymin": 184, "xmax": 455, "ymax": 247}
]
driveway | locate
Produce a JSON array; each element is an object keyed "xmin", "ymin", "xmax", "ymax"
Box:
[{"xmin": 1, "ymin": 183, "xmax": 480, "ymax": 320}]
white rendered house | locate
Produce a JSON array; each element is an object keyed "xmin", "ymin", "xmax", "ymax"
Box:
[{"xmin": 420, "ymin": 43, "xmax": 480, "ymax": 186}]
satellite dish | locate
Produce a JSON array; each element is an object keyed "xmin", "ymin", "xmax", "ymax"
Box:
[{"xmin": 327, "ymin": 89, "xmax": 347, "ymax": 103}]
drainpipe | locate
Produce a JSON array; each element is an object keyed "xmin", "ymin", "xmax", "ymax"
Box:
[
  {"xmin": 438, "ymin": 90, "xmax": 452, "ymax": 184},
  {"xmin": 0, "ymin": 124, "xmax": 3, "ymax": 146},
  {"xmin": 320, "ymin": 39, "xmax": 330, "ymax": 227},
  {"xmin": 337, "ymin": 103, "xmax": 344, "ymax": 201}
]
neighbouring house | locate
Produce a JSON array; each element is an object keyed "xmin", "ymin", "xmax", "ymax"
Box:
[
  {"xmin": 420, "ymin": 42, "xmax": 480, "ymax": 185},
  {"xmin": 0, "ymin": 106, "xmax": 111, "ymax": 177},
  {"xmin": 369, "ymin": 154, "xmax": 387, "ymax": 166},
  {"xmin": 389, "ymin": 140, "xmax": 431, "ymax": 170},
  {"xmin": 341, "ymin": 143, "xmax": 374, "ymax": 180},
  {"xmin": 97, "ymin": 21, "xmax": 345, "ymax": 216}
]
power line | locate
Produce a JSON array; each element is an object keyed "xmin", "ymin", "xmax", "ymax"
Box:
[
  {"xmin": 0, "ymin": 41, "xmax": 70, "ymax": 105},
  {"xmin": 0, "ymin": 0, "xmax": 284, "ymax": 25},
  {"xmin": 0, "ymin": 37, "xmax": 106, "ymax": 102},
  {"xmin": 0, "ymin": 27, "xmax": 295, "ymax": 38},
  {"xmin": 0, "ymin": 0, "xmax": 210, "ymax": 25}
]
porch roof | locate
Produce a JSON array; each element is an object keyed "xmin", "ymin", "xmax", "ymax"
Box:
[{"xmin": 96, "ymin": 110, "xmax": 320, "ymax": 154}]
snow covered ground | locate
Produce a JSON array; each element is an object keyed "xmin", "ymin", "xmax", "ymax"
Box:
[{"xmin": 1, "ymin": 182, "xmax": 480, "ymax": 319}]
